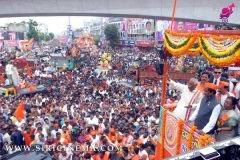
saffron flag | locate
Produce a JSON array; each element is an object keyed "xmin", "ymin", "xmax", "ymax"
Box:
[
  {"xmin": 26, "ymin": 64, "xmax": 32, "ymax": 76},
  {"xmin": 0, "ymin": 75, "xmax": 4, "ymax": 83},
  {"xmin": 29, "ymin": 85, "xmax": 37, "ymax": 92},
  {"xmin": 14, "ymin": 102, "xmax": 25, "ymax": 121}
]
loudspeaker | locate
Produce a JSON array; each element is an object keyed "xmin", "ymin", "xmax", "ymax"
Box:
[{"xmin": 155, "ymin": 63, "xmax": 164, "ymax": 75}]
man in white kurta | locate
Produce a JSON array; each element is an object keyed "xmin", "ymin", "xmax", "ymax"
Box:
[{"xmin": 168, "ymin": 78, "xmax": 203, "ymax": 120}]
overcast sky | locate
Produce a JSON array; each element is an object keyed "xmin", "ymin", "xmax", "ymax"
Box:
[{"xmin": 0, "ymin": 16, "xmax": 95, "ymax": 35}]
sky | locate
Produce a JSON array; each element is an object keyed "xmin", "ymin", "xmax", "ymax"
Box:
[{"xmin": 0, "ymin": 16, "xmax": 95, "ymax": 35}]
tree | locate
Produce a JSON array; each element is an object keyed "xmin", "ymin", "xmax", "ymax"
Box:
[
  {"xmin": 27, "ymin": 19, "xmax": 39, "ymax": 40},
  {"xmin": 38, "ymin": 33, "xmax": 51, "ymax": 41},
  {"xmin": 93, "ymin": 36, "xmax": 100, "ymax": 45},
  {"xmin": 104, "ymin": 24, "xmax": 119, "ymax": 47},
  {"xmin": 49, "ymin": 32, "xmax": 54, "ymax": 40}
]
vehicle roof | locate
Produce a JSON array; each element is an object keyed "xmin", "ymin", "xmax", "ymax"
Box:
[{"xmin": 0, "ymin": 87, "xmax": 15, "ymax": 91}]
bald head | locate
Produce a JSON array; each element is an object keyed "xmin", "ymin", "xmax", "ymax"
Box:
[
  {"xmin": 188, "ymin": 78, "xmax": 198, "ymax": 91},
  {"xmin": 189, "ymin": 78, "xmax": 198, "ymax": 85}
]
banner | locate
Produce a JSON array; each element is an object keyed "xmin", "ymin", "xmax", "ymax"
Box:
[
  {"xmin": 4, "ymin": 40, "xmax": 17, "ymax": 47},
  {"xmin": 164, "ymin": 111, "xmax": 179, "ymax": 155},
  {"xmin": 179, "ymin": 125, "xmax": 200, "ymax": 154},
  {"xmin": 144, "ymin": 19, "xmax": 154, "ymax": 35},
  {"xmin": 155, "ymin": 20, "xmax": 215, "ymax": 41},
  {"xmin": 9, "ymin": 32, "xmax": 16, "ymax": 42}
]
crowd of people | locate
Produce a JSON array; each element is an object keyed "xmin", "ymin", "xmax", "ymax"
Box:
[{"xmin": 0, "ymin": 48, "xmax": 239, "ymax": 160}]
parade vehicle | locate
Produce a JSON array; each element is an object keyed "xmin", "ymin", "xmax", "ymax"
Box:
[
  {"xmin": 0, "ymin": 87, "xmax": 16, "ymax": 97},
  {"xmin": 127, "ymin": 66, "xmax": 195, "ymax": 83},
  {"xmin": 153, "ymin": 13, "xmax": 240, "ymax": 160},
  {"xmin": 18, "ymin": 85, "xmax": 46, "ymax": 95}
]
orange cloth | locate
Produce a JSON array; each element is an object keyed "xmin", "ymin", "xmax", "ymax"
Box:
[
  {"xmin": 196, "ymin": 82, "xmax": 205, "ymax": 93},
  {"xmin": 92, "ymin": 154, "xmax": 101, "ymax": 160},
  {"xmin": 204, "ymin": 83, "xmax": 218, "ymax": 91},
  {"xmin": 141, "ymin": 154, "xmax": 148, "ymax": 159},
  {"xmin": 0, "ymin": 75, "xmax": 5, "ymax": 83},
  {"xmin": 137, "ymin": 139, "xmax": 143, "ymax": 145},
  {"xmin": 86, "ymin": 136, "xmax": 91, "ymax": 141},
  {"xmin": 149, "ymin": 155, "xmax": 156, "ymax": 160},
  {"xmin": 110, "ymin": 128, "xmax": 115, "ymax": 133},
  {"xmin": 132, "ymin": 154, "xmax": 140, "ymax": 160},
  {"xmin": 22, "ymin": 130, "xmax": 34, "ymax": 146},
  {"xmin": 219, "ymin": 81, "xmax": 229, "ymax": 87},
  {"xmin": 29, "ymin": 85, "xmax": 37, "ymax": 92},
  {"xmin": 109, "ymin": 134, "xmax": 116, "ymax": 142},
  {"xmin": 61, "ymin": 131, "xmax": 71, "ymax": 143},
  {"xmin": 91, "ymin": 131, "xmax": 97, "ymax": 136},
  {"xmin": 236, "ymin": 71, "xmax": 240, "ymax": 75},
  {"xmin": 14, "ymin": 101, "xmax": 25, "ymax": 121},
  {"xmin": 117, "ymin": 136, "xmax": 124, "ymax": 141},
  {"xmin": 102, "ymin": 151, "xmax": 110, "ymax": 160},
  {"xmin": 27, "ymin": 65, "xmax": 32, "ymax": 76}
]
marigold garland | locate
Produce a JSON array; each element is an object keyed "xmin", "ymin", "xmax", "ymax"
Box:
[
  {"xmin": 176, "ymin": 119, "xmax": 184, "ymax": 155},
  {"xmin": 198, "ymin": 135, "xmax": 205, "ymax": 148},
  {"xmin": 187, "ymin": 126, "xmax": 197, "ymax": 150},
  {"xmin": 198, "ymin": 134, "xmax": 216, "ymax": 148},
  {"xmin": 164, "ymin": 30, "xmax": 240, "ymax": 66},
  {"xmin": 164, "ymin": 33, "xmax": 197, "ymax": 56},
  {"xmin": 160, "ymin": 109, "xmax": 167, "ymax": 159}
]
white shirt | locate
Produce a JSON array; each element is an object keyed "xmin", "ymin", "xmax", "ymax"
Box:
[
  {"xmin": 91, "ymin": 135, "xmax": 100, "ymax": 148},
  {"xmin": 219, "ymin": 92, "xmax": 235, "ymax": 106},
  {"xmin": 139, "ymin": 135, "xmax": 149, "ymax": 144},
  {"xmin": 229, "ymin": 81, "xmax": 234, "ymax": 93},
  {"xmin": 213, "ymin": 77, "xmax": 221, "ymax": 86},
  {"xmin": 5, "ymin": 79, "xmax": 10, "ymax": 86},
  {"xmin": 51, "ymin": 129, "xmax": 63, "ymax": 138},
  {"xmin": 234, "ymin": 82, "xmax": 240, "ymax": 99},
  {"xmin": 189, "ymin": 103, "xmax": 221, "ymax": 133},
  {"xmin": 3, "ymin": 133, "xmax": 11, "ymax": 144},
  {"xmin": 86, "ymin": 117, "xmax": 98, "ymax": 125},
  {"xmin": 169, "ymin": 80, "xmax": 203, "ymax": 120}
]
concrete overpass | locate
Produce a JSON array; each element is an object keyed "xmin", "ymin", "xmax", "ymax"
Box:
[{"xmin": 0, "ymin": 0, "xmax": 239, "ymax": 25}]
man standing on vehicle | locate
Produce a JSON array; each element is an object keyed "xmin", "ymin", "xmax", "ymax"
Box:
[{"xmin": 188, "ymin": 83, "xmax": 221, "ymax": 137}]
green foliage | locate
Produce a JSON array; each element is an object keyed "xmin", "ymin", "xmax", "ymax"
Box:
[
  {"xmin": 27, "ymin": 19, "xmax": 39, "ymax": 40},
  {"xmin": 93, "ymin": 36, "xmax": 100, "ymax": 45},
  {"xmin": 49, "ymin": 32, "xmax": 54, "ymax": 40},
  {"xmin": 104, "ymin": 24, "xmax": 119, "ymax": 47},
  {"xmin": 38, "ymin": 33, "xmax": 51, "ymax": 41}
]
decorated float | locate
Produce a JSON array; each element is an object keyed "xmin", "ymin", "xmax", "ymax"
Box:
[
  {"xmin": 95, "ymin": 52, "xmax": 112, "ymax": 77},
  {"xmin": 154, "ymin": 1, "xmax": 240, "ymax": 159}
]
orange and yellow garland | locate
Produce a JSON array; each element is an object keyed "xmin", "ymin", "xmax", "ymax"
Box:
[
  {"xmin": 198, "ymin": 135, "xmax": 216, "ymax": 148},
  {"xmin": 187, "ymin": 126, "xmax": 197, "ymax": 150},
  {"xmin": 176, "ymin": 119, "xmax": 184, "ymax": 155},
  {"xmin": 164, "ymin": 29, "xmax": 240, "ymax": 66}
]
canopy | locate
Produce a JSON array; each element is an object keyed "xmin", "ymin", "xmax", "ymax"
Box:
[{"xmin": 164, "ymin": 30, "xmax": 240, "ymax": 66}]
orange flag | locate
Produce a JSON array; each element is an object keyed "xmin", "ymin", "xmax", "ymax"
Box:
[
  {"xmin": 25, "ymin": 81, "xmax": 29, "ymax": 88},
  {"xmin": 0, "ymin": 75, "xmax": 4, "ymax": 83},
  {"xmin": 29, "ymin": 85, "xmax": 37, "ymax": 92},
  {"xmin": 26, "ymin": 64, "xmax": 32, "ymax": 76},
  {"xmin": 14, "ymin": 102, "xmax": 25, "ymax": 121}
]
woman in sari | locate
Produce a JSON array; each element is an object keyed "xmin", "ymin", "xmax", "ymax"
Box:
[{"xmin": 216, "ymin": 96, "xmax": 239, "ymax": 142}]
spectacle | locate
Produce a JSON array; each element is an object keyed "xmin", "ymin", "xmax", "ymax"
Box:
[{"xmin": 214, "ymin": 72, "xmax": 222, "ymax": 74}]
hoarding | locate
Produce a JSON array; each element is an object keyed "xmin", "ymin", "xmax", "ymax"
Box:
[{"xmin": 155, "ymin": 20, "xmax": 215, "ymax": 41}]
